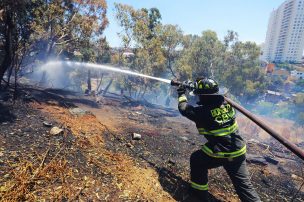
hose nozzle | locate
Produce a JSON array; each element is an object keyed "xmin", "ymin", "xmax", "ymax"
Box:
[
  {"xmin": 170, "ymin": 80, "xmax": 182, "ymax": 86},
  {"xmin": 171, "ymin": 79, "xmax": 195, "ymax": 91}
]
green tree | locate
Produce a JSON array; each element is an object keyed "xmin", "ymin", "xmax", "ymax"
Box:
[
  {"xmin": 0, "ymin": 0, "xmax": 36, "ymax": 87},
  {"xmin": 114, "ymin": 4, "xmax": 166, "ymax": 98},
  {"xmin": 160, "ymin": 24, "xmax": 183, "ymax": 77},
  {"xmin": 0, "ymin": 0, "xmax": 109, "ymax": 90},
  {"xmin": 96, "ymin": 38, "xmax": 111, "ymax": 64},
  {"xmin": 176, "ymin": 30, "xmax": 223, "ymax": 80},
  {"xmin": 182, "ymin": 34, "xmax": 199, "ymax": 49},
  {"xmin": 80, "ymin": 41, "xmax": 96, "ymax": 91},
  {"xmin": 175, "ymin": 30, "xmax": 267, "ymax": 99},
  {"xmin": 114, "ymin": 3, "xmax": 135, "ymax": 65},
  {"xmin": 222, "ymin": 40, "xmax": 266, "ymax": 97},
  {"xmin": 31, "ymin": 0, "xmax": 108, "ymax": 60}
]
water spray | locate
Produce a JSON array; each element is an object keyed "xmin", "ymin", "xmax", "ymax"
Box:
[{"xmin": 46, "ymin": 61, "xmax": 172, "ymax": 84}]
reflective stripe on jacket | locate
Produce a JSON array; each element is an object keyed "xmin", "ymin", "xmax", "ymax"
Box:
[{"xmin": 198, "ymin": 122, "xmax": 238, "ymax": 136}]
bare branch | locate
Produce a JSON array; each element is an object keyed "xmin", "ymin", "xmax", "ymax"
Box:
[{"xmin": 54, "ymin": 38, "xmax": 74, "ymax": 45}]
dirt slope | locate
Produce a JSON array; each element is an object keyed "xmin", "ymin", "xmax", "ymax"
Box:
[
  {"xmin": 0, "ymin": 90, "xmax": 173, "ymax": 201},
  {"xmin": 1, "ymin": 87, "xmax": 303, "ymax": 201}
]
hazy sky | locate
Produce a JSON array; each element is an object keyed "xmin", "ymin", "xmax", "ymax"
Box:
[{"xmin": 104, "ymin": 0, "xmax": 287, "ymax": 47}]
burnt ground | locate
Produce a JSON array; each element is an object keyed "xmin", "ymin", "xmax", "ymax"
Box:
[
  {"xmin": 0, "ymin": 86, "xmax": 303, "ymax": 201},
  {"xmin": 0, "ymin": 89, "xmax": 122, "ymax": 201},
  {"xmin": 79, "ymin": 93, "xmax": 304, "ymax": 202}
]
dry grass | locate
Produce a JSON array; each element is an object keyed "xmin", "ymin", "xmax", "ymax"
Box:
[
  {"xmin": 1, "ymin": 153, "xmax": 74, "ymax": 201},
  {"xmin": 3, "ymin": 102, "xmax": 173, "ymax": 201}
]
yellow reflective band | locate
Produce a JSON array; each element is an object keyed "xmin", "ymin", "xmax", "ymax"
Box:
[
  {"xmin": 229, "ymin": 108, "xmax": 236, "ymax": 117},
  {"xmin": 198, "ymin": 122, "xmax": 238, "ymax": 136},
  {"xmin": 201, "ymin": 145, "xmax": 246, "ymax": 158},
  {"xmin": 178, "ymin": 96, "xmax": 187, "ymax": 103},
  {"xmin": 191, "ymin": 181, "xmax": 208, "ymax": 191}
]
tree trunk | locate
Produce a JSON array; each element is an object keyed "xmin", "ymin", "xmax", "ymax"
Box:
[
  {"xmin": 44, "ymin": 39, "xmax": 55, "ymax": 61},
  {"xmin": 13, "ymin": 65, "xmax": 18, "ymax": 101},
  {"xmin": 102, "ymin": 78, "xmax": 113, "ymax": 96},
  {"xmin": 96, "ymin": 73, "xmax": 104, "ymax": 92},
  {"xmin": 128, "ymin": 86, "xmax": 132, "ymax": 97},
  {"xmin": 6, "ymin": 66, "xmax": 13, "ymax": 86},
  {"xmin": 87, "ymin": 70, "xmax": 91, "ymax": 91},
  {"xmin": 136, "ymin": 89, "xmax": 141, "ymax": 100},
  {"xmin": 44, "ymin": 20, "xmax": 56, "ymax": 61},
  {"xmin": 39, "ymin": 71, "xmax": 47, "ymax": 87},
  {"xmin": 140, "ymin": 85, "xmax": 148, "ymax": 100},
  {"xmin": 5, "ymin": 56, "xmax": 15, "ymax": 88},
  {"xmin": 167, "ymin": 59, "xmax": 176, "ymax": 78},
  {"xmin": 0, "ymin": 12, "xmax": 14, "ymax": 87}
]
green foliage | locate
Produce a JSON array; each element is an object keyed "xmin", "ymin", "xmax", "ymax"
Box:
[
  {"xmin": 272, "ymin": 102, "xmax": 292, "ymax": 119},
  {"xmin": 175, "ymin": 30, "xmax": 267, "ymax": 98},
  {"xmin": 160, "ymin": 24, "xmax": 183, "ymax": 77},
  {"xmin": 220, "ymin": 38, "xmax": 267, "ymax": 97},
  {"xmin": 275, "ymin": 63, "xmax": 294, "ymax": 71},
  {"xmin": 0, "ymin": 0, "xmax": 38, "ymax": 85},
  {"xmin": 31, "ymin": 0, "xmax": 108, "ymax": 60},
  {"xmin": 81, "ymin": 45, "xmax": 96, "ymax": 63},
  {"xmin": 176, "ymin": 30, "xmax": 223, "ymax": 80},
  {"xmin": 114, "ymin": 3, "xmax": 167, "ymax": 98},
  {"xmin": 113, "ymin": 5, "xmax": 269, "ymax": 100},
  {"xmin": 0, "ymin": 0, "xmax": 110, "ymax": 90},
  {"xmin": 0, "ymin": 1, "xmax": 270, "ymax": 102}
]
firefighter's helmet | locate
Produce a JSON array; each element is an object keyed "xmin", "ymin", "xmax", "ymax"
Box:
[{"xmin": 193, "ymin": 78, "xmax": 226, "ymax": 95}]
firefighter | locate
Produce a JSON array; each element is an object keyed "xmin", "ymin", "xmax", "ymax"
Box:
[{"xmin": 177, "ymin": 78, "xmax": 260, "ymax": 202}]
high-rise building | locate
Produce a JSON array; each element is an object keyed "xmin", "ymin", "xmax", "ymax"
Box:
[{"xmin": 262, "ymin": 0, "xmax": 304, "ymax": 63}]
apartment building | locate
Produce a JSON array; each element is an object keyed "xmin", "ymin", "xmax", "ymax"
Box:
[{"xmin": 262, "ymin": 0, "xmax": 304, "ymax": 63}]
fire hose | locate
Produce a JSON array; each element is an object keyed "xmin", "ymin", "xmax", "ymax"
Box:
[{"xmin": 171, "ymin": 80, "xmax": 304, "ymax": 161}]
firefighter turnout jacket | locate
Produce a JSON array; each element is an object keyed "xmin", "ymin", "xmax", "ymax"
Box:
[{"xmin": 178, "ymin": 94, "xmax": 246, "ymax": 159}]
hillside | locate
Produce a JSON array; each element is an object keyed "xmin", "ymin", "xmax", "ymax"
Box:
[{"xmin": 0, "ymin": 87, "xmax": 303, "ymax": 201}]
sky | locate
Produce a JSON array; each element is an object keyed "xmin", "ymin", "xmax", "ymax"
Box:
[{"xmin": 104, "ymin": 0, "xmax": 287, "ymax": 47}]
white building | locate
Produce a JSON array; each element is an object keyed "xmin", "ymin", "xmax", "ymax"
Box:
[
  {"xmin": 291, "ymin": 70, "xmax": 304, "ymax": 79},
  {"xmin": 262, "ymin": 0, "xmax": 304, "ymax": 63}
]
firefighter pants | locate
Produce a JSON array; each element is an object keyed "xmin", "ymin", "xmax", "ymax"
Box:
[{"xmin": 190, "ymin": 149, "xmax": 261, "ymax": 202}]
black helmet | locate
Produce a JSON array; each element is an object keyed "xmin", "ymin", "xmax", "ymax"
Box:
[{"xmin": 193, "ymin": 78, "xmax": 222, "ymax": 95}]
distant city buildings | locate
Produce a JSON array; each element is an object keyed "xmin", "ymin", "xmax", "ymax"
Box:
[
  {"xmin": 262, "ymin": 0, "xmax": 304, "ymax": 63},
  {"xmin": 291, "ymin": 69, "xmax": 304, "ymax": 79}
]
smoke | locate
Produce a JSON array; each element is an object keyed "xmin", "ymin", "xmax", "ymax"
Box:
[
  {"xmin": 27, "ymin": 61, "xmax": 175, "ymax": 99},
  {"xmin": 237, "ymin": 97, "xmax": 304, "ymax": 144},
  {"xmin": 28, "ymin": 61, "xmax": 107, "ymax": 90},
  {"xmin": 29, "ymin": 61, "xmax": 73, "ymax": 88}
]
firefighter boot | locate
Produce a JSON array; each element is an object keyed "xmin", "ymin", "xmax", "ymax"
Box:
[{"xmin": 188, "ymin": 187, "xmax": 211, "ymax": 202}]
